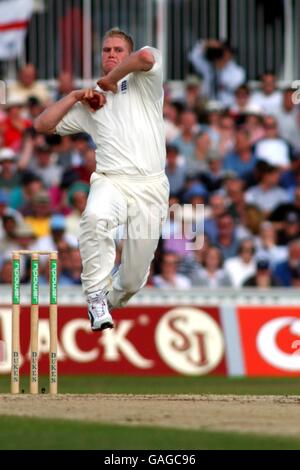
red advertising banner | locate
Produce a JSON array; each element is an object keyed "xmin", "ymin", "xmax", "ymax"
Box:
[
  {"xmin": 0, "ymin": 305, "xmax": 226, "ymax": 376},
  {"xmin": 237, "ymin": 307, "xmax": 300, "ymax": 376}
]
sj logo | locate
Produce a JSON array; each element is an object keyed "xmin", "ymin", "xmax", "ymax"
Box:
[{"xmin": 155, "ymin": 308, "xmax": 224, "ymax": 375}]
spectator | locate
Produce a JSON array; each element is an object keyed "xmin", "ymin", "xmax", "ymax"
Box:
[
  {"xmin": 230, "ymin": 84, "xmax": 253, "ymax": 118},
  {"xmin": 184, "ymin": 74, "xmax": 207, "ymax": 114},
  {"xmin": 9, "ymin": 172, "xmax": 43, "ymax": 212},
  {"xmin": 0, "ymin": 190, "xmax": 23, "ymax": 240},
  {"xmin": 0, "ymin": 259, "xmax": 12, "ymax": 284},
  {"xmin": 243, "ymin": 258, "xmax": 279, "ymax": 287},
  {"xmin": 224, "ymin": 238, "xmax": 256, "ymax": 287},
  {"xmin": 204, "ymin": 192, "xmax": 227, "ymax": 241},
  {"xmin": 55, "ymin": 71, "xmax": 75, "ymax": 101},
  {"xmin": 163, "ymin": 101, "xmax": 181, "ymax": 143},
  {"xmin": 218, "ymin": 114, "xmax": 236, "ymax": 156},
  {"xmin": 192, "ymin": 245, "xmax": 232, "ymax": 287},
  {"xmin": 277, "ymin": 88, "xmax": 300, "ymax": 152},
  {"xmin": 62, "ymin": 146, "xmax": 96, "ymax": 187},
  {"xmin": 165, "ymin": 145, "xmax": 186, "ymax": 195},
  {"xmin": 65, "ymin": 182, "xmax": 89, "ymax": 238},
  {"xmin": 0, "ymin": 148, "xmax": 21, "ymax": 191},
  {"xmin": 210, "ymin": 212, "xmax": 240, "ymax": 259},
  {"xmin": 1, "ymin": 100, "xmax": 32, "ymax": 152},
  {"xmin": 199, "ymin": 149, "xmax": 225, "ymax": 192},
  {"xmin": 250, "ymin": 71, "xmax": 282, "ymax": 115},
  {"xmin": 33, "ymin": 214, "xmax": 78, "ymax": 254},
  {"xmin": 8, "ymin": 64, "xmax": 50, "ymax": 104},
  {"xmin": 153, "ymin": 251, "xmax": 191, "ymax": 289},
  {"xmin": 244, "ymin": 108, "xmax": 265, "ymax": 144},
  {"xmin": 171, "ymin": 109, "xmax": 200, "ymax": 162},
  {"xmin": 223, "ymin": 128, "xmax": 257, "ymax": 179},
  {"xmin": 189, "ymin": 39, "xmax": 246, "ymax": 107},
  {"xmin": 254, "ymin": 115, "xmax": 292, "ymax": 169},
  {"xmin": 273, "ymin": 239, "xmax": 300, "ymax": 286},
  {"xmin": 192, "ymin": 131, "xmax": 212, "ymax": 173},
  {"xmin": 29, "ymin": 143, "xmax": 63, "ymax": 189},
  {"xmin": 24, "ymin": 190, "xmax": 52, "ymax": 238},
  {"xmin": 277, "ymin": 211, "xmax": 300, "ymax": 246},
  {"xmin": 255, "ymin": 221, "xmax": 287, "ymax": 266},
  {"xmin": 245, "ymin": 161, "xmax": 289, "ymax": 215}
]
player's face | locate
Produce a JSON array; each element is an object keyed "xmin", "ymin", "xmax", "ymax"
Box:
[{"xmin": 102, "ymin": 37, "xmax": 131, "ymax": 74}]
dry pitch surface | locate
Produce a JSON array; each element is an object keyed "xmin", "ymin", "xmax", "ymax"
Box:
[{"xmin": 1, "ymin": 394, "xmax": 300, "ymax": 436}]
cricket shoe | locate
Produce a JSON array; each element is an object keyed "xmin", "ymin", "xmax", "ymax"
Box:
[{"xmin": 87, "ymin": 291, "xmax": 114, "ymax": 331}]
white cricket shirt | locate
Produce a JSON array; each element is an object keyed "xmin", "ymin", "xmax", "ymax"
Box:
[{"xmin": 56, "ymin": 47, "xmax": 166, "ymax": 176}]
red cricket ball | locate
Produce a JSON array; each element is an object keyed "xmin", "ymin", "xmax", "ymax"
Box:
[{"xmin": 88, "ymin": 95, "xmax": 101, "ymax": 110}]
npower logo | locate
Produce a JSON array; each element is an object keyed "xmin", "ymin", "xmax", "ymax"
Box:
[
  {"xmin": 257, "ymin": 317, "xmax": 300, "ymax": 371},
  {"xmin": 155, "ymin": 307, "xmax": 225, "ymax": 375}
]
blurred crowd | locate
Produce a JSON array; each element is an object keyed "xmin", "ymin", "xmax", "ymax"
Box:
[{"xmin": 1, "ymin": 40, "xmax": 300, "ymax": 289}]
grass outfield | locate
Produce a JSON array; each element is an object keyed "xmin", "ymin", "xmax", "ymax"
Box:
[
  {"xmin": 0, "ymin": 415, "xmax": 299, "ymax": 450},
  {"xmin": 1, "ymin": 375, "xmax": 300, "ymax": 395}
]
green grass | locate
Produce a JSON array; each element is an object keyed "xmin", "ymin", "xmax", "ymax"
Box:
[
  {"xmin": 0, "ymin": 415, "xmax": 299, "ymax": 450},
  {"xmin": 1, "ymin": 375, "xmax": 300, "ymax": 395}
]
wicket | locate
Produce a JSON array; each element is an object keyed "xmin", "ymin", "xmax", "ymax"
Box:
[{"xmin": 11, "ymin": 250, "xmax": 58, "ymax": 395}]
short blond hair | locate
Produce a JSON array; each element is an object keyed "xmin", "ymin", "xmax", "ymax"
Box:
[{"xmin": 103, "ymin": 27, "xmax": 134, "ymax": 53}]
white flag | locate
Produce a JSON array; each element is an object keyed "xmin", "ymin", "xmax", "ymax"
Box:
[{"xmin": 0, "ymin": 0, "xmax": 33, "ymax": 59}]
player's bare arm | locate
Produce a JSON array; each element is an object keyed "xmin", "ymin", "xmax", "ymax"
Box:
[
  {"xmin": 34, "ymin": 89, "xmax": 106, "ymax": 134},
  {"xmin": 97, "ymin": 49, "xmax": 155, "ymax": 93}
]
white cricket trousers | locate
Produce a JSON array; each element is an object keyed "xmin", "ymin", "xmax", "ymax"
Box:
[{"xmin": 79, "ymin": 171, "xmax": 169, "ymax": 307}]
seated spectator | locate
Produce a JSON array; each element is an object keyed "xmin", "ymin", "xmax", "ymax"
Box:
[
  {"xmin": 273, "ymin": 239, "xmax": 300, "ymax": 286},
  {"xmin": 0, "ymin": 148, "xmax": 21, "ymax": 190},
  {"xmin": 32, "ymin": 214, "xmax": 78, "ymax": 254},
  {"xmin": 165, "ymin": 145, "xmax": 186, "ymax": 195},
  {"xmin": 29, "ymin": 143, "xmax": 63, "ymax": 189},
  {"xmin": 224, "ymin": 238, "xmax": 256, "ymax": 287},
  {"xmin": 9, "ymin": 171, "xmax": 43, "ymax": 211},
  {"xmin": 61, "ymin": 146, "xmax": 96, "ymax": 188},
  {"xmin": 0, "ymin": 190, "xmax": 23, "ymax": 240},
  {"xmin": 24, "ymin": 190, "xmax": 52, "ymax": 238},
  {"xmin": 171, "ymin": 109, "xmax": 200, "ymax": 162},
  {"xmin": 244, "ymin": 108, "xmax": 265, "ymax": 144},
  {"xmin": 255, "ymin": 221, "xmax": 287, "ymax": 266},
  {"xmin": 230, "ymin": 84, "xmax": 253, "ymax": 118},
  {"xmin": 250, "ymin": 71, "xmax": 282, "ymax": 115},
  {"xmin": 223, "ymin": 128, "xmax": 257, "ymax": 179},
  {"xmin": 254, "ymin": 115, "xmax": 292, "ymax": 168},
  {"xmin": 163, "ymin": 101, "xmax": 181, "ymax": 143},
  {"xmin": 54, "ymin": 71, "xmax": 75, "ymax": 101},
  {"xmin": 184, "ymin": 75, "xmax": 207, "ymax": 114},
  {"xmin": 208, "ymin": 212, "xmax": 240, "ymax": 259},
  {"xmin": 1, "ymin": 101, "xmax": 32, "ymax": 152},
  {"xmin": 277, "ymin": 88, "xmax": 300, "ymax": 152},
  {"xmin": 199, "ymin": 149, "xmax": 225, "ymax": 192},
  {"xmin": 65, "ymin": 182, "xmax": 89, "ymax": 238},
  {"xmin": 191, "ymin": 131, "xmax": 212, "ymax": 173},
  {"xmin": 153, "ymin": 252, "xmax": 191, "ymax": 289},
  {"xmin": 245, "ymin": 161, "xmax": 289, "ymax": 215},
  {"xmin": 0, "ymin": 259, "xmax": 12, "ymax": 284},
  {"xmin": 59, "ymin": 247, "xmax": 82, "ymax": 285},
  {"xmin": 204, "ymin": 192, "xmax": 227, "ymax": 241},
  {"xmin": 8, "ymin": 64, "xmax": 50, "ymax": 104},
  {"xmin": 189, "ymin": 39, "xmax": 245, "ymax": 107},
  {"xmin": 243, "ymin": 258, "xmax": 279, "ymax": 287},
  {"xmin": 218, "ymin": 114, "xmax": 236, "ymax": 156},
  {"xmin": 226, "ymin": 176, "xmax": 246, "ymax": 221},
  {"xmin": 192, "ymin": 246, "xmax": 232, "ymax": 287},
  {"xmin": 277, "ymin": 211, "xmax": 300, "ymax": 246}
]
